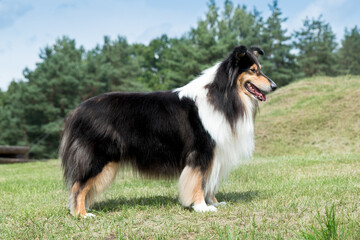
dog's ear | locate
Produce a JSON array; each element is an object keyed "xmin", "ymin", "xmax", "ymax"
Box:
[
  {"xmin": 250, "ymin": 46, "xmax": 264, "ymax": 57},
  {"xmin": 234, "ymin": 45, "xmax": 247, "ymax": 60}
]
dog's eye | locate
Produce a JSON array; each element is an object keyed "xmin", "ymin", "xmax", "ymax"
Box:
[{"xmin": 250, "ymin": 69, "xmax": 256, "ymax": 73}]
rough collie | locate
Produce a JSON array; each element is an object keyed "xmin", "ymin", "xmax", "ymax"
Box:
[{"xmin": 60, "ymin": 45, "xmax": 277, "ymax": 218}]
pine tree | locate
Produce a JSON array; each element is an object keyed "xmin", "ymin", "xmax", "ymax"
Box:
[
  {"xmin": 0, "ymin": 89, "xmax": 3, "ymax": 106},
  {"xmin": 94, "ymin": 36, "xmax": 148, "ymax": 92},
  {"xmin": 216, "ymin": 0, "xmax": 238, "ymax": 54},
  {"xmin": 338, "ymin": 26, "xmax": 360, "ymax": 75},
  {"xmin": 0, "ymin": 81, "xmax": 28, "ymax": 146},
  {"xmin": 161, "ymin": 0, "xmax": 265, "ymax": 89},
  {"xmin": 188, "ymin": 0, "xmax": 223, "ymax": 68},
  {"xmin": 232, "ymin": 5, "xmax": 263, "ymax": 47},
  {"xmin": 260, "ymin": 0, "xmax": 297, "ymax": 87},
  {"xmin": 21, "ymin": 37, "xmax": 86, "ymax": 157},
  {"xmin": 132, "ymin": 34, "xmax": 173, "ymax": 90},
  {"xmin": 293, "ymin": 16, "xmax": 338, "ymax": 77}
]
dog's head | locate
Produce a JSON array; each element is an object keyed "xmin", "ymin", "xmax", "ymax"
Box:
[
  {"xmin": 207, "ymin": 45, "xmax": 277, "ymax": 126},
  {"xmin": 229, "ymin": 45, "xmax": 277, "ymax": 102}
]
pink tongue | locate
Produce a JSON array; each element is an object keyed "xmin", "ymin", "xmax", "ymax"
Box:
[
  {"xmin": 255, "ymin": 91, "xmax": 266, "ymax": 101},
  {"xmin": 261, "ymin": 93, "xmax": 266, "ymax": 101}
]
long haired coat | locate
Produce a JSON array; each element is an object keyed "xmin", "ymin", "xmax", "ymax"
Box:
[{"xmin": 60, "ymin": 45, "xmax": 277, "ymax": 217}]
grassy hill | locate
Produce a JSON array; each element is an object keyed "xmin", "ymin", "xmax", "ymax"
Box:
[{"xmin": 255, "ymin": 75, "xmax": 360, "ymax": 157}]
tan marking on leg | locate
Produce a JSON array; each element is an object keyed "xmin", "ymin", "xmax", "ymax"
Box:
[
  {"xmin": 211, "ymin": 195, "xmax": 218, "ymax": 204},
  {"xmin": 75, "ymin": 180, "xmax": 93, "ymax": 217},
  {"xmin": 71, "ymin": 182, "xmax": 80, "ymax": 194},
  {"xmin": 75, "ymin": 162, "xmax": 120, "ymax": 217},
  {"xmin": 179, "ymin": 166, "xmax": 204, "ymax": 206},
  {"xmin": 192, "ymin": 175, "xmax": 204, "ymax": 205},
  {"xmin": 85, "ymin": 162, "xmax": 120, "ymax": 209},
  {"xmin": 92, "ymin": 162, "xmax": 120, "ymax": 192}
]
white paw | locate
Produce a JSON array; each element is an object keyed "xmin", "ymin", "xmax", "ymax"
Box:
[
  {"xmin": 213, "ymin": 201, "xmax": 226, "ymax": 207},
  {"xmin": 206, "ymin": 205, "xmax": 218, "ymax": 212},
  {"xmin": 192, "ymin": 201, "xmax": 218, "ymax": 212},
  {"xmin": 83, "ymin": 213, "xmax": 96, "ymax": 218}
]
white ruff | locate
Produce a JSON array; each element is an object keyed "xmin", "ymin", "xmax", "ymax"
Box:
[{"xmin": 176, "ymin": 63, "xmax": 255, "ymax": 198}]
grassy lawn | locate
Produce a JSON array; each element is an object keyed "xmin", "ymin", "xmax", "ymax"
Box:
[{"xmin": 1, "ymin": 154, "xmax": 359, "ymax": 239}]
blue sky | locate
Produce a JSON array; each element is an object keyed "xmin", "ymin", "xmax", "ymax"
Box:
[{"xmin": 0, "ymin": 0, "xmax": 359, "ymax": 91}]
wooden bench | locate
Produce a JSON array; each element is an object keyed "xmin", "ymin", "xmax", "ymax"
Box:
[{"xmin": 0, "ymin": 146, "xmax": 34, "ymax": 163}]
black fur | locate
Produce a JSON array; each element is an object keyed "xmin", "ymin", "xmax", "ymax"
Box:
[
  {"xmin": 206, "ymin": 45, "xmax": 262, "ymax": 128},
  {"xmin": 60, "ymin": 91, "xmax": 215, "ymax": 186}
]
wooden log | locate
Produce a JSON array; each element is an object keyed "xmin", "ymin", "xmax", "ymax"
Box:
[
  {"xmin": 0, "ymin": 146, "xmax": 30, "ymax": 155},
  {"xmin": 0, "ymin": 158, "xmax": 37, "ymax": 164}
]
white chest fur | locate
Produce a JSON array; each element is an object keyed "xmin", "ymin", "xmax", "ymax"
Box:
[
  {"xmin": 197, "ymin": 94, "xmax": 255, "ymax": 197},
  {"xmin": 176, "ymin": 64, "xmax": 256, "ymax": 197}
]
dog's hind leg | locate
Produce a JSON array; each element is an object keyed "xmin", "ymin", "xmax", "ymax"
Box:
[
  {"xmin": 85, "ymin": 162, "xmax": 120, "ymax": 211},
  {"xmin": 68, "ymin": 182, "xmax": 80, "ymax": 216},
  {"xmin": 70, "ymin": 162, "xmax": 120, "ymax": 218},
  {"xmin": 74, "ymin": 180, "xmax": 94, "ymax": 218},
  {"xmin": 178, "ymin": 166, "xmax": 217, "ymax": 212}
]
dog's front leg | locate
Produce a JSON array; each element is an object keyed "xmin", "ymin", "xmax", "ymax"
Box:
[
  {"xmin": 178, "ymin": 166, "xmax": 217, "ymax": 212},
  {"xmin": 206, "ymin": 194, "xmax": 226, "ymax": 207}
]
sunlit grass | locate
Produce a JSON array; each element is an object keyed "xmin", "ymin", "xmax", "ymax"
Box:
[
  {"xmin": 256, "ymin": 76, "xmax": 360, "ymax": 157},
  {"xmin": 1, "ymin": 154, "xmax": 359, "ymax": 239}
]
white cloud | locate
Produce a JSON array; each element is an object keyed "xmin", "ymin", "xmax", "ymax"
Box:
[
  {"xmin": 136, "ymin": 23, "xmax": 173, "ymax": 44},
  {"xmin": 298, "ymin": 0, "xmax": 347, "ymax": 21},
  {"xmin": 284, "ymin": 0, "xmax": 350, "ymax": 38},
  {"xmin": 0, "ymin": 1, "xmax": 33, "ymax": 29}
]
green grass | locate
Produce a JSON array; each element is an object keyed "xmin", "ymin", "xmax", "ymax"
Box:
[
  {"xmin": 301, "ymin": 205, "xmax": 341, "ymax": 240},
  {"xmin": 1, "ymin": 154, "xmax": 360, "ymax": 239},
  {"xmin": 1, "ymin": 76, "xmax": 360, "ymax": 239},
  {"xmin": 256, "ymin": 75, "xmax": 360, "ymax": 156}
]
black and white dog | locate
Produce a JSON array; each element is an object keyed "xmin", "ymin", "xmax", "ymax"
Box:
[{"xmin": 60, "ymin": 45, "xmax": 277, "ymax": 217}]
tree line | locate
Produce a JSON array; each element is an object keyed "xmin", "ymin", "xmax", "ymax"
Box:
[{"xmin": 0, "ymin": 0, "xmax": 359, "ymax": 158}]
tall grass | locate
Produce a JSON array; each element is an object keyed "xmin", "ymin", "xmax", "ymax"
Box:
[{"xmin": 302, "ymin": 205, "xmax": 341, "ymax": 240}]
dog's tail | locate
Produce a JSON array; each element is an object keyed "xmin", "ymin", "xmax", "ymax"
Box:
[
  {"xmin": 60, "ymin": 115, "xmax": 87, "ymax": 188},
  {"xmin": 59, "ymin": 110, "xmax": 94, "ymax": 216}
]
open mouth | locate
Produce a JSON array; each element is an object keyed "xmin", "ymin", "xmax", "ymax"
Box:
[{"xmin": 245, "ymin": 82, "xmax": 266, "ymax": 101}]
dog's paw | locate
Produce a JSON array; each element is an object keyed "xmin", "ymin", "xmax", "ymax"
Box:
[
  {"xmin": 83, "ymin": 213, "xmax": 96, "ymax": 218},
  {"xmin": 213, "ymin": 201, "xmax": 226, "ymax": 207},
  {"xmin": 206, "ymin": 205, "xmax": 218, "ymax": 212},
  {"xmin": 192, "ymin": 202, "xmax": 218, "ymax": 212}
]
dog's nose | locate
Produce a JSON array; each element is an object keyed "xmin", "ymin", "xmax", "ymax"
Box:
[
  {"xmin": 263, "ymin": 73, "xmax": 277, "ymax": 92},
  {"xmin": 271, "ymin": 82, "xmax": 277, "ymax": 91},
  {"xmin": 267, "ymin": 78, "xmax": 277, "ymax": 91}
]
